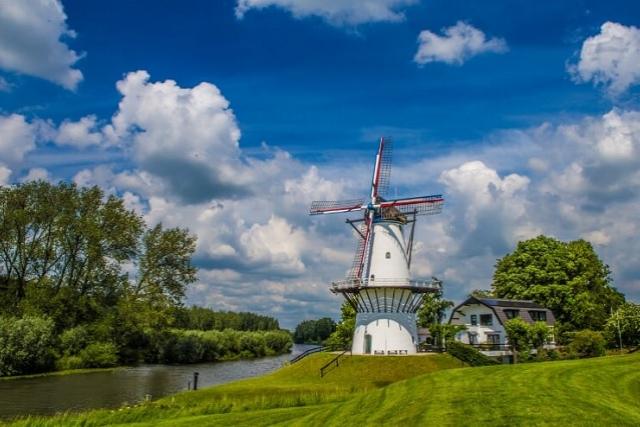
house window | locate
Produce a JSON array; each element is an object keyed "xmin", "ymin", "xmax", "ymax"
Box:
[
  {"xmin": 470, "ymin": 314, "xmax": 478, "ymax": 326},
  {"xmin": 480, "ymin": 314, "xmax": 493, "ymax": 326},
  {"xmin": 385, "ymin": 252, "xmax": 391, "ymax": 259},
  {"xmin": 468, "ymin": 332, "xmax": 478, "ymax": 345},
  {"xmin": 529, "ymin": 311, "xmax": 547, "ymax": 322},
  {"xmin": 486, "ymin": 334, "xmax": 500, "ymax": 344},
  {"xmin": 504, "ymin": 309, "xmax": 519, "ymax": 319}
]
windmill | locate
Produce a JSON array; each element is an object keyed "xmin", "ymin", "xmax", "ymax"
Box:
[{"xmin": 310, "ymin": 137, "xmax": 444, "ymax": 355}]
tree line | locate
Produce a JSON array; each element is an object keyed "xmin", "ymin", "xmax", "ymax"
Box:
[
  {"xmin": 293, "ymin": 317, "xmax": 336, "ymax": 344},
  {"xmin": 0, "ymin": 181, "xmax": 291, "ymax": 376}
]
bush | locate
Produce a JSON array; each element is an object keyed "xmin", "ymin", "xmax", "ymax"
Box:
[
  {"xmin": 446, "ymin": 340, "xmax": 500, "ymax": 366},
  {"xmin": 0, "ymin": 315, "xmax": 56, "ymax": 376},
  {"xmin": 59, "ymin": 325, "xmax": 91, "ymax": 356},
  {"xmin": 56, "ymin": 355, "xmax": 84, "ymax": 371},
  {"xmin": 78, "ymin": 342, "xmax": 119, "ymax": 368},
  {"xmin": 568, "ymin": 330, "xmax": 606, "ymax": 358}
]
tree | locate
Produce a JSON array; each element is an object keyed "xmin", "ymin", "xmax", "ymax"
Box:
[
  {"xmin": 605, "ymin": 302, "xmax": 640, "ymax": 348},
  {"xmin": 0, "ymin": 182, "xmax": 144, "ymax": 328},
  {"xmin": 293, "ymin": 318, "xmax": 336, "ymax": 344},
  {"xmin": 529, "ymin": 321, "xmax": 551, "ymax": 349},
  {"xmin": 325, "ymin": 301, "xmax": 355, "ymax": 350},
  {"xmin": 492, "ymin": 235, "xmax": 624, "ymax": 330},
  {"xmin": 417, "ymin": 289, "xmax": 453, "ymax": 327},
  {"xmin": 504, "ymin": 318, "xmax": 531, "ymax": 354}
]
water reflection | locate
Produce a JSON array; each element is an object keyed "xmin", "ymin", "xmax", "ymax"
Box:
[{"xmin": 0, "ymin": 344, "xmax": 317, "ymax": 419}]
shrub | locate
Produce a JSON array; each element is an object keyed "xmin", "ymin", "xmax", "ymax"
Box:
[
  {"xmin": 568, "ymin": 330, "xmax": 606, "ymax": 358},
  {"xmin": 446, "ymin": 340, "xmax": 499, "ymax": 366},
  {"xmin": 56, "ymin": 355, "xmax": 84, "ymax": 371},
  {"xmin": 59, "ymin": 325, "xmax": 91, "ymax": 356},
  {"xmin": 0, "ymin": 315, "xmax": 56, "ymax": 376},
  {"xmin": 78, "ymin": 342, "xmax": 119, "ymax": 368}
]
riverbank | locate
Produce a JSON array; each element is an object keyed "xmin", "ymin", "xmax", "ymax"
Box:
[
  {"xmin": 0, "ymin": 345, "xmax": 312, "ymax": 420},
  {"xmin": 4, "ymin": 352, "xmax": 461, "ymax": 425},
  {"xmin": 7, "ymin": 352, "xmax": 640, "ymax": 426},
  {"xmin": 0, "ymin": 367, "xmax": 120, "ymax": 382}
]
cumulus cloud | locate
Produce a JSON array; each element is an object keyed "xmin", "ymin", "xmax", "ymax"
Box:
[
  {"xmin": 0, "ymin": 165, "xmax": 11, "ymax": 186},
  {"xmin": 414, "ymin": 21, "xmax": 507, "ymax": 65},
  {"xmin": 569, "ymin": 22, "xmax": 640, "ymax": 96},
  {"xmin": 0, "ymin": 0, "xmax": 83, "ymax": 90},
  {"xmin": 54, "ymin": 115, "xmax": 103, "ymax": 148},
  {"xmin": 21, "ymin": 167, "xmax": 52, "ymax": 183},
  {"xmin": 235, "ymin": 0, "xmax": 418, "ymax": 26},
  {"xmin": 103, "ymin": 70, "xmax": 251, "ymax": 203},
  {"xmin": 0, "ymin": 114, "xmax": 39, "ymax": 169}
]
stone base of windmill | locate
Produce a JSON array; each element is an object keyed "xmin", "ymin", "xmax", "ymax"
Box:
[{"xmin": 351, "ymin": 312, "xmax": 419, "ymax": 355}]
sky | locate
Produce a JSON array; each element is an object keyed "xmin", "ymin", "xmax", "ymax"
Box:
[{"xmin": 1, "ymin": 0, "xmax": 640, "ymax": 329}]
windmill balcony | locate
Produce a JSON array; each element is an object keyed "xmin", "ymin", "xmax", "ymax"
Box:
[{"xmin": 330, "ymin": 277, "xmax": 442, "ymax": 293}]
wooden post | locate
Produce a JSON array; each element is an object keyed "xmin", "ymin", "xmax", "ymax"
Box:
[{"xmin": 193, "ymin": 372, "xmax": 199, "ymax": 391}]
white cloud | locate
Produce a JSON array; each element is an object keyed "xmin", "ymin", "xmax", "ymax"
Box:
[
  {"xmin": 0, "ymin": 165, "xmax": 11, "ymax": 186},
  {"xmin": 569, "ymin": 22, "xmax": 640, "ymax": 96},
  {"xmin": 21, "ymin": 167, "xmax": 52, "ymax": 183},
  {"xmin": 235, "ymin": 0, "xmax": 418, "ymax": 26},
  {"xmin": 414, "ymin": 21, "xmax": 507, "ymax": 65},
  {"xmin": 105, "ymin": 70, "xmax": 247, "ymax": 203},
  {"xmin": 0, "ymin": 114, "xmax": 39, "ymax": 168},
  {"xmin": 54, "ymin": 115, "xmax": 103, "ymax": 148},
  {"xmin": 0, "ymin": 0, "xmax": 83, "ymax": 90}
]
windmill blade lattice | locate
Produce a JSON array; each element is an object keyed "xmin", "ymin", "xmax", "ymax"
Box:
[
  {"xmin": 376, "ymin": 138, "xmax": 393, "ymax": 198},
  {"xmin": 309, "ymin": 199, "xmax": 365, "ymax": 215},
  {"xmin": 379, "ymin": 195, "xmax": 444, "ymax": 219}
]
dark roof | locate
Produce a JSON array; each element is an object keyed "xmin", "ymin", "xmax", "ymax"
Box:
[
  {"xmin": 477, "ymin": 298, "xmax": 547, "ymax": 309},
  {"xmin": 449, "ymin": 296, "xmax": 556, "ymax": 326}
]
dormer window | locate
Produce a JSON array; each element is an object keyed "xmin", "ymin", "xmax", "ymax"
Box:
[
  {"xmin": 504, "ymin": 309, "xmax": 519, "ymax": 319},
  {"xmin": 529, "ymin": 311, "xmax": 547, "ymax": 322}
]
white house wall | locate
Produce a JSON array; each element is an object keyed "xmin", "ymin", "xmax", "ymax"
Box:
[{"xmin": 450, "ymin": 304, "xmax": 507, "ymax": 345}]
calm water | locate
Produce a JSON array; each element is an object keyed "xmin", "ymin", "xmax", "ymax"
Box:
[{"xmin": 0, "ymin": 344, "xmax": 317, "ymax": 419}]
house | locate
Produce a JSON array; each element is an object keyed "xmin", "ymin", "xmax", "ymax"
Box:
[{"xmin": 448, "ymin": 296, "xmax": 556, "ymax": 359}]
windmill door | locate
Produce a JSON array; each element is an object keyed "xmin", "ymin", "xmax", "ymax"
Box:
[{"xmin": 364, "ymin": 334, "xmax": 372, "ymax": 354}]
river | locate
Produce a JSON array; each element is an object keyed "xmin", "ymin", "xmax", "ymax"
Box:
[{"xmin": 0, "ymin": 344, "xmax": 317, "ymax": 419}]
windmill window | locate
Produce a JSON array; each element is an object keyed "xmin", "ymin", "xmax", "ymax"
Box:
[{"xmin": 385, "ymin": 252, "xmax": 391, "ymax": 259}]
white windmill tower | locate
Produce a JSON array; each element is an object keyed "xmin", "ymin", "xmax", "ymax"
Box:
[{"xmin": 310, "ymin": 138, "xmax": 444, "ymax": 355}]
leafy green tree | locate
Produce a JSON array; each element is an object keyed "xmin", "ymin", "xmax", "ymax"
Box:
[
  {"xmin": 0, "ymin": 182, "xmax": 143, "ymax": 328},
  {"xmin": 325, "ymin": 301, "xmax": 356, "ymax": 350},
  {"xmin": 293, "ymin": 317, "xmax": 336, "ymax": 343},
  {"xmin": 504, "ymin": 318, "xmax": 531, "ymax": 353},
  {"xmin": 605, "ymin": 303, "xmax": 640, "ymax": 348},
  {"xmin": 492, "ymin": 236, "xmax": 624, "ymax": 330},
  {"xmin": 530, "ymin": 321, "xmax": 552, "ymax": 349},
  {"xmin": 417, "ymin": 289, "xmax": 453, "ymax": 327}
]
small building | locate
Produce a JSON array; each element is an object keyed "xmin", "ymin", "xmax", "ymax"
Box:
[{"xmin": 448, "ymin": 296, "xmax": 556, "ymax": 359}]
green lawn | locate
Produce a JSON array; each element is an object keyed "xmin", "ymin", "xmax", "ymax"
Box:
[{"xmin": 7, "ymin": 352, "xmax": 640, "ymax": 426}]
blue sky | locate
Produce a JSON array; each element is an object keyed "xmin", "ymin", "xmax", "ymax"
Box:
[{"xmin": 1, "ymin": 0, "xmax": 639, "ymax": 328}]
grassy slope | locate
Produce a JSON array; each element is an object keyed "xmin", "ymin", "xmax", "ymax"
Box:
[
  {"xmin": 8, "ymin": 353, "xmax": 461, "ymax": 427},
  {"xmin": 9, "ymin": 353, "xmax": 640, "ymax": 426},
  {"xmin": 297, "ymin": 353, "xmax": 640, "ymax": 426}
]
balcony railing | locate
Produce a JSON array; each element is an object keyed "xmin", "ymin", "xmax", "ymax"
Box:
[{"xmin": 331, "ymin": 277, "xmax": 442, "ymax": 292}]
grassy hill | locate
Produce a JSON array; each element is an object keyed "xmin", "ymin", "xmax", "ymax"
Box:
[{"xmin": 8, "ymin": 352, "xmax": 640, "ymax": 426}]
